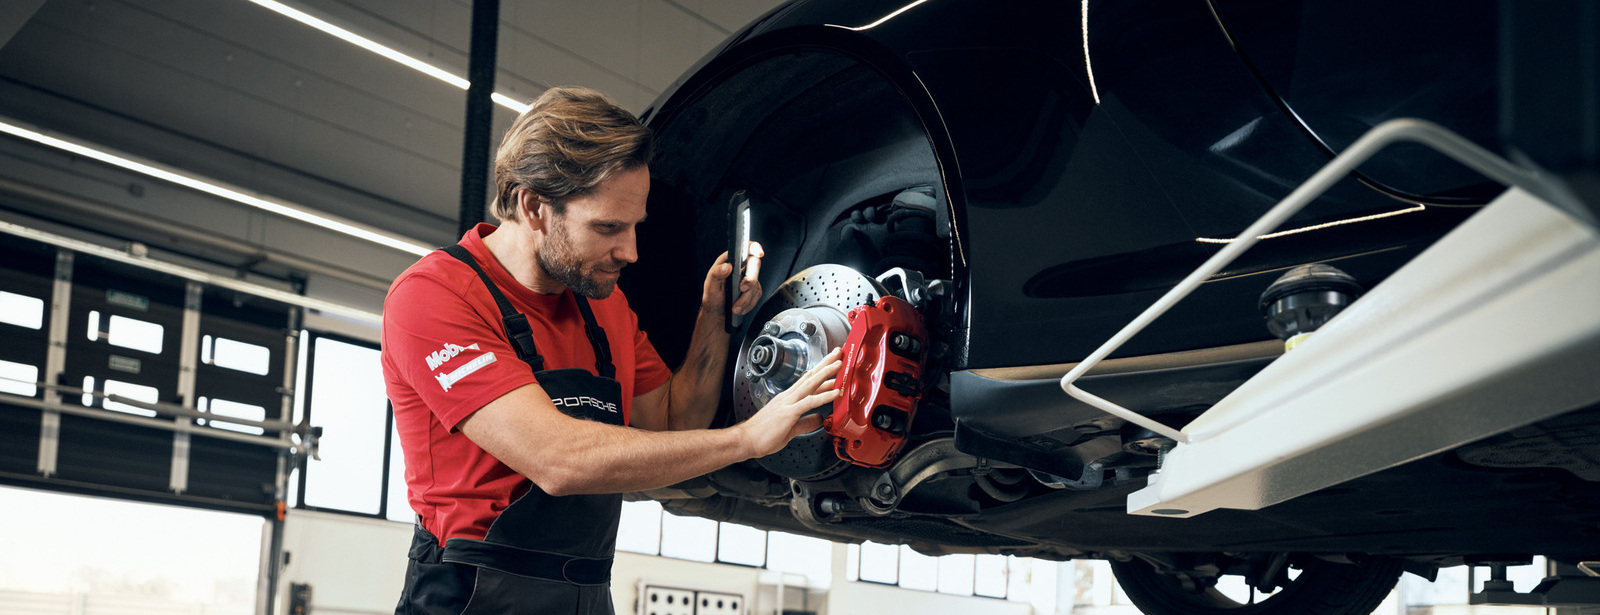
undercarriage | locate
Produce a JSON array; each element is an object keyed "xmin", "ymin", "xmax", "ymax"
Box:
[{"xmin": 630, "ymin": 179, "xmax": 1600, "ymax": 615}]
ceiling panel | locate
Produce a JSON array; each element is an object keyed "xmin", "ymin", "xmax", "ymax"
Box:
[
  {"xmin": 0, "ymin": 0, "xmax": 787, "ymax": 313},
  {"xmin": 691, "ymin": 0, "xmax": 777, "ymax": 32},
  {"xmin": 505, "ymin": 0, "xmax": 642, "ymax": 87},
  {"xmin": 638, "ymin": 0, "xmax": 728, "ymax": 93}
]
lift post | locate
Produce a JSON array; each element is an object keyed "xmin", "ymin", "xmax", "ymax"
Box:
[{"xmin": 1470, "ymin": 562, "xmax": 1600, "ymax": 611}]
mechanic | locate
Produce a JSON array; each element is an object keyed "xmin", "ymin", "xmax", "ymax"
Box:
[{"xmin": 381, "ymin": 86, "xmax": 842, "ymax": 614}]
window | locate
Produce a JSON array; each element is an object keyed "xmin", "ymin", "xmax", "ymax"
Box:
[
  {"xmin": 660, "ymin": 511, "xmax": 718, "ymax": 562},
  {"xmin": 277, "ymin": 330, "xmax": 423, "ymax": 523},
  {"xmin": 87, "ymin": 311, "xmax": 165, "ymax": 354},
  {"xmin": 0, "ymin": 291, "xmax": 43, "ymax": 329},
  {"xmin": 898, "ymin": 546, "xmax": 938, "ymax": 591},
  {"xmin": 937, "ymin": 553, "xmax": 976, "ymax": 596},
  {"xmin": 1006, "ymin": 556, "xmax": 1036, "ymax": 603},
  {"xmin": 716, "ymin": 522, "xmax": 767, "ymax": 567},
  {"xmin": 199, "ymin": 397, "xmax": 267, "ymax": 435},
  {"xmin": 0, "ymin": 360, "xmax": 39, "ymax": 397},
  {"xmin": 615, "ymin": 504, "xmax": 833, "ymax": 585},
  {"xmin": 299, "ymin": 334, "xmax": 388, "ymax": 516},
  {"xmin": 855, "ymin": 541, "xmax": 900, "ymax": 584},
  {"xmin": 203, "ymin": 335, "xmax": 272, "ymax": 375},
  {"xmin": 80, "ymin": 375, "xmax": 94, "ymax": 406},
  {"xmin": 102, "ymin": 379, "xmax": 159, "ymax": 417},
  {"xmin": 848, "ymin": 543, "xmax": 1046, "ymax": 600},
  {"xmin": 766, "ymin": 532, "xmax": 833, "ymax": 589},
  {"xmin": 385, "ymin": 419, "xmax": 411, "ymax": 523},
  {"xmin": 617, "ymin": 500, "xmax": 663, "ymax": 555},
  {"xmin": 975, "ymin": 554, "xmax": 1008, "ymax": 598},
  {"xmin": 0, "ymin": 485, "xmax": 260, "ymax": 610}
]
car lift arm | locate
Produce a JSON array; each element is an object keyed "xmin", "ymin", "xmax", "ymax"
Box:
[{"xmin": 1058, "ymin": 118, "xmax": 1600, "ymax": 518}]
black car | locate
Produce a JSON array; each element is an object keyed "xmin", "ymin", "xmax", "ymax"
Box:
[{"xmin": 619, "ymin": 1, "xmax": 1600, "ymax": 614}]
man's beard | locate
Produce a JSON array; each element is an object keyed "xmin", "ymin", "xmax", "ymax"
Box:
[{"xmin": 536, "ymin": 222, "xmax": 625, "ymax": 299}]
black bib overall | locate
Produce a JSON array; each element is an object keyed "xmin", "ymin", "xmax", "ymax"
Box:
[{"xmin": 397, "ymin": 245, "xmax": 624, "ymax": 615}]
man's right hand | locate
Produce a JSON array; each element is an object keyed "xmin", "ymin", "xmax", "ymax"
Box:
[{"xmin": 737, "ymin": 348, "xmax": 843, "ymax": 459}]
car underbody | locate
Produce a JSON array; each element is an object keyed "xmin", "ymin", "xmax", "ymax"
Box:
[{"xmin": 621, "ymin": 2, "xmax": 1600, "ymax": 612}]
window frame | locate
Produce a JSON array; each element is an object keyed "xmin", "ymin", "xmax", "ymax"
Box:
[{"xmin": 291, "ymin": 329, "xmax": 399, "ymax": 521}]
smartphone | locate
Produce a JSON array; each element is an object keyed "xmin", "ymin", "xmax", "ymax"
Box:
[{"xmin": 726, "ymin": 190, "xmax": 752, "ymax": 333}]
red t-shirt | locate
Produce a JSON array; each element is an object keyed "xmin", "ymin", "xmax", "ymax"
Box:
[{"xmin": 381, "ymin": 223, "xmax": 672, "ymax": 543}]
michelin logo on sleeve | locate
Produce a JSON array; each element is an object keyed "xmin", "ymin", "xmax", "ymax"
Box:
[
  {"xmin": 436, "ymin": 352, "xmax": 496, "ymax": 392},
  {"xmin": 426, "ymin": 341, "xmax": 494, "ymax": 392}
]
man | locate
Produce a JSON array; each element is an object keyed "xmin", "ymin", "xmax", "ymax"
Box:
[{"xmin": 381, "ymin": 86, "xmax": 840, "ymax": 614}]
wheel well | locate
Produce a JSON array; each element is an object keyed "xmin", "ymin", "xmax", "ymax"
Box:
[{"xmin": 632, "ymin": 49, "xmax": 947, "ymax": 364}]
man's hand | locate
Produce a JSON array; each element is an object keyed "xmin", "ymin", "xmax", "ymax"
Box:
[
  {"xmin": 736, "ymin": 348, "xmax": 843, "ymax": 459},
  {"xmin": 702, "ymin": 242, "xmax": 764, "ymax": 319}
]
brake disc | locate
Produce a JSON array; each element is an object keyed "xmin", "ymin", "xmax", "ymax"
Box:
[{"xmin": 733, "ymin": 264, "xmax": 886, "ymax": 480}]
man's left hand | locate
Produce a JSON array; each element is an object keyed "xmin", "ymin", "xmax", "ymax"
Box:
[{"xmin": 701, "ymin": 241, "xmax": 764, "ymax": 319}]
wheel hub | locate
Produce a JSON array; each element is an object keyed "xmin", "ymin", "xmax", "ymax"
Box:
[
  {"xmin": 742, "ymin": 306, "xmax": 850, "ymax": 408},
  {"xmin": 733, "ymin": 264, "xmax": 885, "ymax": 480}
]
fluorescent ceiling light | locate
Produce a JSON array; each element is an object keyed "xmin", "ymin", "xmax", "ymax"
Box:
[
  {"xmin": 0, "ymin": 118, "xmax": 434, "ymax": 257},
  {"xmin": 0, "ymin": 219, "xmax": 384, "ymax": 324},
  {"xmin": 491, "ymin": 92, "xmax": 530, "ymax": 113},
  {"xmin": 246, "ymin": 0, "xmax": 532, "ymax": 114}
]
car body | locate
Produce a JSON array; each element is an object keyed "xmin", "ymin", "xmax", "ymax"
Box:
[{"xmin": 618, "ymin": 1, "xmax": 1600, "ymax": 613}]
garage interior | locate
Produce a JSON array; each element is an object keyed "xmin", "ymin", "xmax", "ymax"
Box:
[{"xmin": 0, "ymin": 1, "xmax": 1590, "ymax": 614}]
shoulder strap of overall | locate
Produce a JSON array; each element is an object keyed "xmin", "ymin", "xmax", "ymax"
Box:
[
  {"xmin": 571, "ymin": 295, "xmax": 616, "ymax": 380},
  {"xmin": 441, "ymin": 244, "xmax": 545, "ymax": 372}
]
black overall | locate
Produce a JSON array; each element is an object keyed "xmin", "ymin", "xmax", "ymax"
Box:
[{"xmin": 397, "ymin": 245, "xmax": 624, "ymax": 615}]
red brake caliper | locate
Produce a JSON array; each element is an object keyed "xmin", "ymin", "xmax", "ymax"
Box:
[{"xmin": 828, "ymin": 295, "xmax": 930, "ymax": 468}]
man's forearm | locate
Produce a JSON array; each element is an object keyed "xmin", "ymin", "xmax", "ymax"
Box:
[
  {"xmin": 535, "ymin": 419, "xmax": 751, "ymax": 495},
  {"xmin": 462, "ymin": 383, "xmax": 757, "ymax": 497},
  {"xmin": 665, "ymin": 307, "xmax": 730, "ymax": 430}
]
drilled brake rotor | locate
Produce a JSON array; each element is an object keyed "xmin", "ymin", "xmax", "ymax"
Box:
[{"xmin": 733, "ymin": 264, "xmax": 886, "ymax": 480}]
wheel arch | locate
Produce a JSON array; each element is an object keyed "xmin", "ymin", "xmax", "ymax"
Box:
[{"xmin": 630, "ymin": 24, "xmax": 971, "ymax": 366}]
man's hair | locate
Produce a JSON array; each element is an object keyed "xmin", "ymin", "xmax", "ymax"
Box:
[{"xmin": 491, "ymin": 86, "xmax": 653, "ymax": 221}]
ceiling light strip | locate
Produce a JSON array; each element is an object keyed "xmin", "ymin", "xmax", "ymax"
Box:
[
  {"xmin": 0, "ymin": 118, "xmax": 434, "ymax": 256},
  {"xmin": 491, "ymin": 92, "xmax": 532, "ymax": 114},
  {"xmin": 0, "ymin": 218, "xmax": 383, "ymax": 325},
  {"xmin": 246, "ymin": 0, "xmax": 532, "ymax": 114},
  {"xmin": 248, "ymin": 0, "xmax": 468, "ymax": 89}
]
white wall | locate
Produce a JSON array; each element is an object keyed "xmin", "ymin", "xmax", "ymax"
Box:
[
  {"xmin": 274, "ymin": 510, "xmax": 1040, "ymax": 615},
  {"xmin": 828, "ymin": 581, "xmax": 1031, "ymax": 615},
  {"xmin": 276, "ymin": 510, "xmax": 411, "ymax": 614},
  {"xmin": 612, "ymin": 551, "xmax": 781, "ymax": 615}
]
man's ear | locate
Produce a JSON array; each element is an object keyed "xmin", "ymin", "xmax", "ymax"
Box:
[{"xmin": 517, "ymin": 189, "xmax": 546, "ymax": 230}]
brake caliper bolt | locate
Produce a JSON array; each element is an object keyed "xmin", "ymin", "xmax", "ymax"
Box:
[{"xmin": 875, "ymin": 483, "xmax": 896, "ymax": 501}]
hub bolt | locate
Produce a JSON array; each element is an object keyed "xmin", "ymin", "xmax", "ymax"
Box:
[
  {"xmin": 800, "ymin": 321, "xmax": 817, "ymax": 336},
  {"xmin": 749, "ymin": 345, "xmax": 772, "ymax": 368}
]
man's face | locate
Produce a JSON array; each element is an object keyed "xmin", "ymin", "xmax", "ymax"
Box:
[{"xmin": 536, "ymin": 165, "xmax": 649, "ymax": 299}]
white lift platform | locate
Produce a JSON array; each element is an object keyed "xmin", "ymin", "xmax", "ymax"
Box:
[{"xmin": 1057, "ymin": 119, "xmax": 1600, "ymax": 518}]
